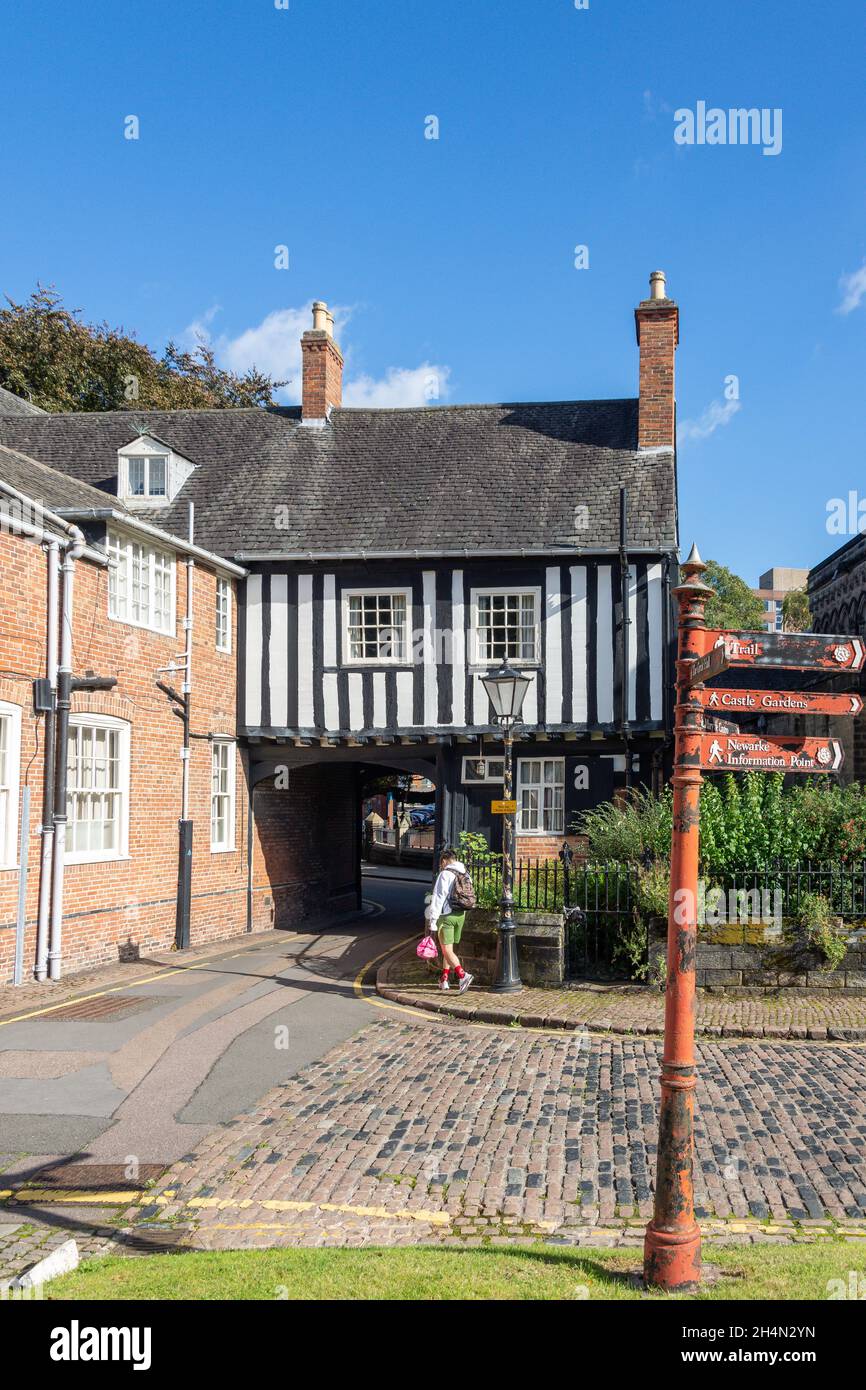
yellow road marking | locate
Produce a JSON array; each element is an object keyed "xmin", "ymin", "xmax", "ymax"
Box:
[
  {"xmin": 3, "ymin": 1189, "xmax": 144, "ymax": 1205},
  {"xmin": 0, "ymin": 949, "xmax": 259, "ymax": 1027},
  {"xmin": 187, "ymin": 1195, "xmax": 451, "ymax": 1225}
]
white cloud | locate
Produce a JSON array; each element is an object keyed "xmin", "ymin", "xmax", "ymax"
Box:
[
  {"xmin": 343, "ymin": 363, "xmax": 450, "ymax": 408},
  {"xmin": 837, "ymin": 260, "xmax": 866, "ymax": 315},
  {"xmin": 181, "ymin": 301, "xmax": 449, "ymax": 407},
  {"xmin": 677, "ymin": 397, "xmax": 741, "ymax": 444}
]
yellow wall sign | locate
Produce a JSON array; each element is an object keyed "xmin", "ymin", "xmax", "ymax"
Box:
[{"xmin": 491, "ymin": 799, "xmax": 517, "ymax": 815}]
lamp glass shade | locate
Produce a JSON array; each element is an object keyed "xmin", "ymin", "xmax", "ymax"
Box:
[{"xmin": 481, "ymin": 662, "xmax": 532, "ymax": 722}]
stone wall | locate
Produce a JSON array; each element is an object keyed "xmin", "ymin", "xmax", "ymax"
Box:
[
  {"xmin": 648, "ymin": 918, "xmax": 866, "ymax": 993},
  {"xmin": 458, "ymin": 909, "xmax": 564, "ymax": 987}
]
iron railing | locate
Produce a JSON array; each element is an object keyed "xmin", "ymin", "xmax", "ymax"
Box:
[{"xmin": 466, "ymin": 856, "xmax": 866, "ymax": 982}]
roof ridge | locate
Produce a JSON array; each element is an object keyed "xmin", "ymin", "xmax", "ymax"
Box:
[{"xmin": 334, "ymin": 397, "xmax": 639, "ymax": 414}]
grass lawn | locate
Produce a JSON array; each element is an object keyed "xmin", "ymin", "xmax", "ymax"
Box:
[{"xmin": 49, "ymin": 1240, "xmax": 866, "ymax": 1301}]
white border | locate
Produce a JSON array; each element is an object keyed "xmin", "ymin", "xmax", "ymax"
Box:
[
  {"xmin": 210, "ymin": 737, "xmax": 237, "ymax": 852},
  {"xmin": 0, "ymin": 701, "xmax": 22, "ymax": 870},
  {"xmin": 468, "ymin": 585, "xmax": 542, "ymax": 667},
  {"xmin": 516, "ymin": 755, "xmax": 565, "ymax": 836},
  {"xmin": 216, "ymin": 576, "xmax": 232, "ymax": 653},
  {"xmin": 341, "ymin": 586, "xmax": 413, "ymax": 667},
  {"xmin": 65, "ymin": 713, "xmax": 131, "ymax": 865}
]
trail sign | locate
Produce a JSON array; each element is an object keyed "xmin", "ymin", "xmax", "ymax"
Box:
[
  {"xmin": 702, "ymin": 713, "xmax": 740, "ymax": 734},
  {"xmin": 697, "ymin": 688, "xmax": 863, "ymax": 717},
  {"xmin": 690, "ymin": 631, "xmax": 866, "ymax": 684},
  {"xmin": 700, "ymin": 733, "xmax": 844, "ymax": 773}
]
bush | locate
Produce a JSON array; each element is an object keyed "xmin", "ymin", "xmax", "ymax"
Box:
[
  {"xmin": 797, "ymin": 891, "xmax": 848, "ymax": 972},
  {"xmin": 575, "ymin": 786, "xmax": 672, "ymax": 864},
  {"xmin": 576, "ymin": 774, "xmax": 866, "ymax": 875}
]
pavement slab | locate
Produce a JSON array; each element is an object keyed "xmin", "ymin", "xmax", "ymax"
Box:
[{"xmin": 378, "ymin": 946, "xmax": 866, "ymax": 1040}]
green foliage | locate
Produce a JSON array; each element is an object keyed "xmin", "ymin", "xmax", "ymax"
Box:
[
  {"xmin": 0, "ymin": 285, "xmax": 286, "ymax": 412},
  {"xmin": 782, "ymin": 588, "xmax": 811, "ymax": 633},
  {"xmin": 633, "ymin": 861, "xmax": 670, "ymax": 918},
  {"xmin": 574, "ymin": 786, "xmax": 672, "ymax": 863},
  {"xmin": 798, "ymin": 892, "xmax": 848, "ymax": 971},
  {"xmin": 703, "ymin": 559, "xmax": 766, "ymax": 631},
  {"xmin": 459, "ymin": 831, "xmax": 503, "ymax": 908},
  {"xmin": 581, "ymin": 774, "xmax": 866, "ymax": 875}
]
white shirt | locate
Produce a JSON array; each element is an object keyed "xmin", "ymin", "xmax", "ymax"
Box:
[{"xmin": 428, "ymin": 860, "xmax": 467, "ymax": 931}]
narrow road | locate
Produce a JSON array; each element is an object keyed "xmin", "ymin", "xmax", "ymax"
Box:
[{"xmin": 0, "ymin": 873, "xmax": 426, "ymax": 1186}]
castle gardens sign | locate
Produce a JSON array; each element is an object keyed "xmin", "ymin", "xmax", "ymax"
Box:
[{"xmin": 696, "ymin": 688, "xmax": 863, "ymax": 717}]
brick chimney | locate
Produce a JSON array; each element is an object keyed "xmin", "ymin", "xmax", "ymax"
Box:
[
  {"xmin": 301, "ymin": 300, "xmax": 343, "ymax": 422},
  {"xmin": 634, "ymin": 270, "xmax": 679, "ymax": 450}
]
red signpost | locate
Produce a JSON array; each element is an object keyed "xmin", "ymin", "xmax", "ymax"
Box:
[
  {"xmin": 697, "ymin": 688, "xmax": 863, "ymax": 717},
  {"xmin": 692, "ymin": 632, "xmax": 866, "ymax": 683},
  {"xmin": 643, "ymin": 548, "xmax": 864, "ymax": 1293},
  {"xmin": 699, "ymin": 732, "xmax": 844, "ymax": 773}
]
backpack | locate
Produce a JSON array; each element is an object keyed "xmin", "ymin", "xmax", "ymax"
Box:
[{"xmin": 448, "ymin": 868, "xmax": 476, "ymax": 911}]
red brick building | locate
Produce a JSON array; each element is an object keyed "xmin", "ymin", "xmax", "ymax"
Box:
[{"xmin": 0, "ymin": 440, "xmax": 355, "ymax": 982}]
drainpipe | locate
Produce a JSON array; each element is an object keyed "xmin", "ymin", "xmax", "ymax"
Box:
[
  {"xmin": 619, "ymin": 486, "xmax": 632, "ymax": 789},
  {"xmin": 48, "ymin": 525, "xmax": 86, "ymax": 981},
  {"xmin": 175, "ymin": 502, "xmax": 195, "ymax": 949},
  {"xmin": 34, "ymin": 540, "xmax": 60, "ymax": 981}
]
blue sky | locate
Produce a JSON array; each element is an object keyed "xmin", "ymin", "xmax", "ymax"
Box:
[{"xmin": 1, "ymin": 0, "xmax": 865, "ymax": 583}]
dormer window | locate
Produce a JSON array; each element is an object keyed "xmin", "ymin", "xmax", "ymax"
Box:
[
  {"xmin": 128, "ymin": 454, "xmax": 168, "ymax": 498},
  {"xmin": 118, "ymin": 433, "xmax": 194, "ymax": 506}
]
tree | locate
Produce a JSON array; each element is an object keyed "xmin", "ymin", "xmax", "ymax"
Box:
[
  {"xmin": 782, "ymin": 587, "xmax": 811, "ymax": 633},
  {"xmin": 0, "ymin": 285, "xmax": 286, "ymax": 412},
  {"xmin": 703, "ymin": 560, "xmax": 766, "ymax": 631}
]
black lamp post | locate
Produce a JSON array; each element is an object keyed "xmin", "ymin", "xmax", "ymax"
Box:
[{"xmin": 481, "ymin": 661, "xmax": 533, "ymax": 993}]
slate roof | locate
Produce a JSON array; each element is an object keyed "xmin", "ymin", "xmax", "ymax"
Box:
[
  {"xmin": 0, "ymin": 384, "xmax": 46, "ymax": 416},
  {"xmin": 0, "ymin": 441, "xmax": 132, "ymax": 516},
  {"xmin": 0, "ymin": 399, "xmax": 678, "ymax": 558}
]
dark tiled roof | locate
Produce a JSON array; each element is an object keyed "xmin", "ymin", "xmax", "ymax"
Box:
[
  {"xmin": 0, "ymin": 442, "xmax": 132, "ymax": 515},
  {"xmin": 0, "ymin": 384, "xmax": 46, "ymax": 416},
  {"xmin": 0, "ymin": 399, "xmax": 677, "ymax": 557}
]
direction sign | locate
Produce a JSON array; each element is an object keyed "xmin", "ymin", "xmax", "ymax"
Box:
[
  {"xmin": 691, "ymin": 631, "xmax": 866, "ymax": 684},
  {"xmin": 702, "ymin": 714, "xmax": 740, "ymax": 734},
  {"xmin": 699, "ymin": 733, "xmax": 844, "ymax": 773},
  {"xmin": 697, "ymin": 688, "xmax": 864, "ymax": 717}
]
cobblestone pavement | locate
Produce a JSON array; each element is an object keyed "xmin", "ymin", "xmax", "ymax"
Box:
[
  {"xmin": 87, "ymin": 1017, "xmax": 866, "ymax": 1256},
  {"xmin": 379, "ymin": 949, "xmax": 866, "ymax": 1040},
  {"xmin": 5, "ymin": 1016, "xmax": 866, "ymax": 1278}
]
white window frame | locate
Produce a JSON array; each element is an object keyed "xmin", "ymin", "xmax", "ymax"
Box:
[
  {"xmin": 122, "ymin": 452, "xmax": 169, "ymax": 500},
  {"xmin": 0, "ymin": 701, "xmax": 23, "ymax": 870},
  {"xmin": 517, "ymin": 756, "xmax": 565, "ymax": 836},
  {"xmin": 216, "ymin": 577, "xmax": 232, "ymax": 653},
  {"xmin": 210, "ymin": 738, "xmax": 237, "ymax": 852},
  {"xmin": 469, "ymin": 586, "xmax": 541, "ymax": 667},
  {"xmin": 461, "ymin": 755, "xmax": 505, "ymax": 785},
  {"xmin": 107, "ymin": 529, "xmax": 177, "ymax": 636},
  {"xmin": 65, "ymin": 714, "xmax": 131, "ymax": 865},
  {"xmin": 342, "ymin": 587, "xmax": 413, "ymax": 666}
]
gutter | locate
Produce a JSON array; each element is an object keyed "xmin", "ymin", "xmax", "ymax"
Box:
[
  {"xmin": 234, "ymin": 544, "xmax": 679, "ymax": 562},
  {"xmin": 55, "ymin": 507, "xmax": 248, "ymax": 578}
]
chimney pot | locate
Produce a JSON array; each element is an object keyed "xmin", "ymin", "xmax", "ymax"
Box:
[
  {"xmin": 634, "ymin": 273, "xmax": 679, "ymax": 450},
  {"xmin": 302, "ymin": 299, "xmax": 343, "ymax": 421}
]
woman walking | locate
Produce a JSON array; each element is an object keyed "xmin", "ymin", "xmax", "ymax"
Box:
[{"xmin": 429, "ymin": 848, "xmax": 474, "ymax": 993}]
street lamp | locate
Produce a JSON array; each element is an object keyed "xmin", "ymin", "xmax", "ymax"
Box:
[{"xmin": 481, "ymin": 661, "xmax": 533, "ymax": 993}]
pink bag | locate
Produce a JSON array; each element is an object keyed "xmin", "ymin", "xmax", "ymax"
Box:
[{"xmin": 416, "ymin": 935, "xmax": 439, "ymax": 961}]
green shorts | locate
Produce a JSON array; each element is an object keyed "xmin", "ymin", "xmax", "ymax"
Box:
[{"xmin": 438, "ymin": 912, "xmax": 465, "ymax": 946}]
